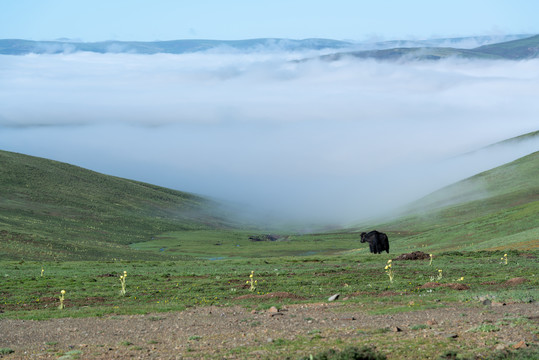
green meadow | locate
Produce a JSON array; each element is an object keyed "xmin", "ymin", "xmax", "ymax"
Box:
[{"xmin": 1, "ymin": 250, "xmax": 536, "ymax": 321}]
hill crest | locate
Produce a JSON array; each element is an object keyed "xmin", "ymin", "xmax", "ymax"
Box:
[
  {"xmin": 0, "ymin": 34, "xmax": 535, "ymax": 57},
  {"xmin": 318, "ymin": 34, "xmax": 539, "ymax": 62}
]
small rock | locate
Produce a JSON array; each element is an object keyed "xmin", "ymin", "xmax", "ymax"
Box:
[
  {"xmin": 513, "ymin": 340, "xmax": 527, "ymax": 349},
  {"xmin": 491, "ymin": 301, "xmax": 506, "ymax": 307},
  {"xmin": 251, "ymin": 310, "xmax": 258, "ymax": 314},
  {"xmin": 268, "ymin": 306, "xmax": 279, "ymax": 313},
  {"xmin": 328, "ymin": 294, "xmax": 340, "ymax": 302},
  {"xmin": 495, "ymin": 344, "xmax": 506, "ymax": 351},
  {"xmin": 266, "ymin": 337, "xmax": 273, "ymax": 343},
  {"xmin": 390, "ymin": 326, "xmax": 402, "ymax": 332},
  {"xmin": 446, "ymin": 333, "xmax": 458, "ymax": 339},
  {"xmin": 482, "ymin": 299, "xmax": 492, "ymax": 306}
]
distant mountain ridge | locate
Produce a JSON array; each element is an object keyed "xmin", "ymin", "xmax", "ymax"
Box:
[
  {"xmin": 0, "ymin": 34, "xmax": 535, "ymax": 56},
  {"xmin": 318, "ymin": 34, "xmax": 539, "ymax": 61},
  {"xmin": 0, "ymin": 38, "xmax": 352, "ymax": 55},
  {"xmin": 348, "ymin": 34, "xmax": 532, "ymax": 50}
]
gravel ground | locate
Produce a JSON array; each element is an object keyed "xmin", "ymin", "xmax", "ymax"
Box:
[{"xmin": 0, "ymin": 301, "xmax": 537, "ymax": 359}]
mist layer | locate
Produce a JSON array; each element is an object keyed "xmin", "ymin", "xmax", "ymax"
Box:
[{"xmin": 1, "ymin": 51, "xmax": 538, "ymax": 225}]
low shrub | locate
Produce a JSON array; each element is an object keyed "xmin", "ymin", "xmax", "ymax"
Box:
[{"xmin": 299, "ymin": 346, "xmax": 387, "ymax": 360}]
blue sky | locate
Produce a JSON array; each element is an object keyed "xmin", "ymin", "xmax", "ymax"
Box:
[{"xmin": 1, "ymin": 0, "xmax": 539, "ymax": 41}]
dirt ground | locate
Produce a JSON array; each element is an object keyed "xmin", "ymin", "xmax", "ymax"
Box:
[{"xmin": 1, "ymin": 300, "xmax": 537, "ymax": 359}]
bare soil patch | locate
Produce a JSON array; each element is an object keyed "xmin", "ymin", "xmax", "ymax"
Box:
[
  {"xmin": 97, "ymin": 273, "xmax": 117, "ymax": 278},
  {"xmin": 2, "ymin": 302, "xmax": 537, "ymax": 359},
  {"xmin": 234, "ymin": 291, "xmax": 307, "ymax": 300},
  {"xmin": 504, "ymin": 277, "xmax": 529, "ymax": 286},
  {"xmin": 420, "ymin": 282, "xmax": 470, "ymax": 290},
  {"xmin": 393, "ymin": 251, "xmax": 431, "ymax": 261},
  {"xmin": 481, "ymin": 280, "xmax": 498, "ymax": 285}
]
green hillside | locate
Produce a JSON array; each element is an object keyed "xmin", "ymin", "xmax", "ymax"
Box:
[
  {"xmin": 473, "ymin": 34, "xmax": 539, "ymax": 59},
  {"xmin": 319, "ymin": 34, "xmax": 539, "ymax": 62},
  {"xmin": 379, "ymin": 151, "xmax": 539, "ymax": 251},
  {"xmin": 320, "ymin": 46, "xmax": 500, "ymax": 62},
  {"xmin": 0, "ymin": 150, "xmax": 235, "ymax": 261}
]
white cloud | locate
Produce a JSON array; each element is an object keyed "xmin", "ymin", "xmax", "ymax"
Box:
[{"xmin": 0, "ymin": 51, "xmax": 538, "ymax": 226}]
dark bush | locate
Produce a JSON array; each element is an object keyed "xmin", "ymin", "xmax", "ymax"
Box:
[
  {"xmin": 299, "ymin": 346, "xmax": 387, "ymax": 360},
  {"xmin": 486, "ymin": 344, "xmax": 538, "ymax": 360},
  {"xmin": 437, "ymin": 344, "xmax": 538, "ymax": 360}
]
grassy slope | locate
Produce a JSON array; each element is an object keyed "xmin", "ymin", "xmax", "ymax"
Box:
[
  {"xmin": 320, "ymin": 34, "xmax": 539, "ymax": 61},
  {"xmin": 472, "ymin": 34, "xmax": 539, "ymax": 59},
  {"xmin": 322, "ymin": 47, "xmax": 502, "ymax": 62},
  {"xmin": 0, "ymin": 150, "xmax": 235, "ymax": 261},
  {"xmin": 379, "ymin": 151, "xmax": 539, "ymax": 252}
]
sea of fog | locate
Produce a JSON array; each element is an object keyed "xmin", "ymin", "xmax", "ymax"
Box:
[{"xmin": 1, "ymin": 50, "xmax": 538, "ymax": 225}]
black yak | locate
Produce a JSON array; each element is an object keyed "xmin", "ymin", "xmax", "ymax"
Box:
[{"xmin": 360, "ymin": 230, "xmax": 389, "ymax": 254}]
